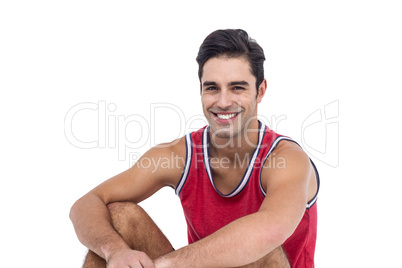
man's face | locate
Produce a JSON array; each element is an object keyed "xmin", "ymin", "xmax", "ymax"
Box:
[{"xmin": 201, "ymin": 56, "xmax": 266, "ymax": 141}]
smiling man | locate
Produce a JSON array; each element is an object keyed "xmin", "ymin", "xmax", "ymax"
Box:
[{"xmin": 70, "ymin": 29, "xmax": 319, "ymax": 268}]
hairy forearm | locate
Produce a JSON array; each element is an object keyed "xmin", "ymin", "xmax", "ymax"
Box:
[
  {"xmin": 155, "ymin": 212, "xmax": 287, "ymax": 268},
  {"xmin": 69, "ymin": 194, "xmax": 129, "ymax": 260}
]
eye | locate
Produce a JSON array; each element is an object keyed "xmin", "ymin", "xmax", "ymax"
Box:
[
  {"xmin": 233, "ymin": 86, "xmax": 245, "ymax": 90},
  {"xmin": 205, "ymin": 86, "xmax": 217, "ymax": 91}
]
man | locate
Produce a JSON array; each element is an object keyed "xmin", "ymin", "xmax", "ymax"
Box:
[{"xmin": 70, "ymin": 29, "xmax": 319, "ymax": 268}]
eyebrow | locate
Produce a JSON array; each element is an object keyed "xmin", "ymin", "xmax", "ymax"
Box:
[
  {"xmin": 229, "ymin": 81, "xmax": 249, "ymax": 86},
  {"xmin": 202, "ymin": 81, "xmax": 250, "ymax": 87},
  {"xmin": 202, "ymin": 81, "xmax": 218, "ymax": 87}
]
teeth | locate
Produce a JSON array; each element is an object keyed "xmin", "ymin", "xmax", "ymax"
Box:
[{"xmin": 217, "ymin": 113, "xmax": 237, "ymax": 120}]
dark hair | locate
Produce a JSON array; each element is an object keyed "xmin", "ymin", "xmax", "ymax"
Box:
[{"xmin": 196, "ymin": 29, "xmax": 266, "ymax": 92}]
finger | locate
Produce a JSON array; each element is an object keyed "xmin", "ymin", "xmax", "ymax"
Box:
[{"xmin": 137, "ymin": 253, "xmax": 155, "ymax": 268}]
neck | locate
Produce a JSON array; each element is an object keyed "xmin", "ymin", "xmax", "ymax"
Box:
[{"xmin": 209, "ymin": 119, "xmax": 260, "ymax": 160}]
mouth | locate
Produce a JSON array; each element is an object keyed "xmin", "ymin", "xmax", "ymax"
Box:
[{"xmin": 211, "ymin": 112, "xmax": 240, "ymax": 122}]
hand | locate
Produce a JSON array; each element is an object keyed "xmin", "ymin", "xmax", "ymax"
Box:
[{"xmin": 106, "ymin": 249, "xmax": 155, "ymax": 268}]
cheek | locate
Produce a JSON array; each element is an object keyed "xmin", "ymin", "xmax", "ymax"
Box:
[
  {"xmin": 201, "ymin": 95, "xmax": 214, "ymax": 109},
  {"xmin": 237, "ymin": 95, "xmax": 255, "ymax": 108},
  {"xmin": 244, "ymin": 99, "xmax": 258, "ymax": 113}
]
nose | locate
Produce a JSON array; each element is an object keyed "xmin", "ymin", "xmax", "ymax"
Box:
[{"xmin": 216, "ymin": 89, "xmax": 233, "ymax": 110}]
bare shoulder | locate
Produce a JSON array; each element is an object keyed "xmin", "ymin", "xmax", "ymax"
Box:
[
  {"xmin": 88, "ymin": 137, "xmax": 187, "ymax": 205},
  {"xmin": 137, "ymin": 136, "xmax": 187, "ymax": 188},
  {"xmin": 270, "ymin": 140, "xmax": 310, "ymax": 165},
  {"xmin": 262, "ymin": 140, "xmax": 313, "ymax": 189}
]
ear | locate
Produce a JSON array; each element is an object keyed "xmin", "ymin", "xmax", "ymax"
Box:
[{"xmin": 256, "ymin": 79, "xmax": 267, "ymax": 103}]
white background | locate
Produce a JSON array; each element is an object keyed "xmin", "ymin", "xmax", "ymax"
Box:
[{"xmin": 1, "ymin": 1, "xmax": 401, "ymax": 267}]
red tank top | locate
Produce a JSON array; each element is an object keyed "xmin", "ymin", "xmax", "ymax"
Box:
[{"xmin": 176, "ymin": 123, "xmax": 319, "ymax": 267}]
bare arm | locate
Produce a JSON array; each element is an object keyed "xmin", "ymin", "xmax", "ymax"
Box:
[
  {"xmin": 69, "ymin": 138, "xmax": 185, "ymax": 265},
  {"xmin": 69, "ymin": 192, "xmax": 139, "ymax": 263},
  {"xmin": 154, "ymin": 142, "xmax": 315, "ymax": 267}
]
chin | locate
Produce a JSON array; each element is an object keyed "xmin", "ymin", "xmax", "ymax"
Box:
[
  {"xmin": 214, "ymin": 131, "xmax": 233, "ymax": 139},
  {"xmin": 210, "ymin": 126, "xmax": 240, "ymax": 140}
]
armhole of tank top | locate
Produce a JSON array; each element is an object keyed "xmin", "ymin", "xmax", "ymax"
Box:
[
  {"xmin": 175, "ymin": 134, "xmax": 193, "ymax": 196},
  {"xmin": 259, "ymin": 136, "xmax": 320, "ymax": 209},
  {"xmin": 306, "ymin": 160, "xmax": 320, "ymax": 209}
]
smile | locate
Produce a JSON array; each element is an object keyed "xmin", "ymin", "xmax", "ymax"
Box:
[
  {"xmin": 216, "ymin": 113, "xmax": 237, "ymax": 120},
  {"xmin": 211, "ymin": 112, "xmax": 240, "ymax": 121}
]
